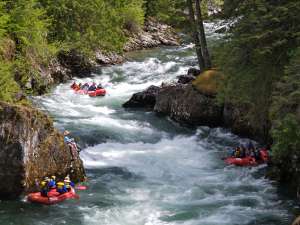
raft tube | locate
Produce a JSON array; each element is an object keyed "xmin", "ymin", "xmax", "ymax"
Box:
[
  {"xmin": 225, "ymin": 150, "xmax": 269, "ymax": 167},
  {"xmin": 75, "ymin": 89, "xmax": 88, "ymax": 95},
  {"xmin": 27, "ymin": 188, "xmax": 77, "ymax": 205},
  {"xmin": 225, "ymin": 156, "xmax": 257, "ymax": 166},
  {"xmin": 88, "ymin": 89, "xmax": 106, "ymax": 97}
]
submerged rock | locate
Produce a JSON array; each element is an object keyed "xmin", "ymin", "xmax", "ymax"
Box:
[
  {"xmin": 123, "ymin": 85, "xmax": 160, "ymax": 108},
  {"xmin": 0, "ymin": 101, "xmax": 85, "ymax": 199}
]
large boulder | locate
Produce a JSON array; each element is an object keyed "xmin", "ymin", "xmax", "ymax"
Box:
[
  {"xmin": 0, "ymin": 101, "xmax": 85, "ymax": 199},
  {"xmin": 154, "ymin": 84, "xmax": 223, "ymax": 126},
  {"xmin": 123, "ymin": 85, "xmax": 160, "ymax": 108},
  {"xmin": 57, "ymin": 49, "xmax": 94, "ymax": 79}
]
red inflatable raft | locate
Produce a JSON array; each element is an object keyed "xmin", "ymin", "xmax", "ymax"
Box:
[
  {"xmin": 225, "ymin": 149, "xmax": 269, "ymax": 167},
  {"xmin": 72, "ymin": 87, "xmax": 106, "ymax": 97},
  {"xmin": 27, "ymin": 188, "xmax": 78, "ymax": 205}
]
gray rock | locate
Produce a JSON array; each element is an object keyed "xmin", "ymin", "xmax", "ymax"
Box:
[
  {"xmin": 187, "ymin": 68, "xmax": 201, "ymax": 76},
  {"xmin": 57, "ymin": 49, "xmax": 94, "ymax": 78},
  {"xmin": 95, "ymin": 50, "xmax": 124, "ymax": 65},
  {"xmin": 124, "ymin": 18, "xmax": 179, "ymax": 52},
  {"xmin": 177, "ymin": 75, "xmax": 195, "ymax": 84},
  {"xmin": 123, "ymin": 85, "xmax": 160, "ymax": 108},
  {"xmin": 0, "ymin": 101, "xmax": 85, "ymax": 199},
  {"xmin": 223, "ymin": 102, "xmax": 271, "ymax": 143},
  {"xmin": 154, "ymin": 84, "xmax": 223, "ymax": 126}
]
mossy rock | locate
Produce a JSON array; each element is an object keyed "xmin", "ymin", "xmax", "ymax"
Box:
[{"xmin": 192, "ymin": 69, "xmax": 224, "ymax": 96}]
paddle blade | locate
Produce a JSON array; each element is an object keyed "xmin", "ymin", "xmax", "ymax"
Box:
[{"xmin": 75, "ymin": 185, "xmax": 87, "ymax": 190}]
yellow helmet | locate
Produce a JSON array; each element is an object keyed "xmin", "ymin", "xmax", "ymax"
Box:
[
  {"xmin": 51, "ymin": 175, "xmax": 56, "ymax": 180},
  {"xmin": 41, "ymin": 181, "xmax": 47, "ymax": 186},
  {"xmin": 57, "ymin": 182, "xmax": 64, "ymax": 187}
]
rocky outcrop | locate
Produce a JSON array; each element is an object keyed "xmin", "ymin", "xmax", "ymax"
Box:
[
  {"xmin": 57, "ymin": 50, "xmax": 94, "ymax": 78},
  {"xmin": 124, "ymin": 18, "xmax": 180, "ymax": 52},
  {"xmin": 0, "ymin": 101, "xmax": 85, "ymax": 199},
  {"xmin": 154, "ymin": 84, "xmax": 223, "ymax": 126},
  {"xmin": 223, "ymin": 102, "xmax": 271, "ymax": 143},
  {"xmin": 123, "ymin": 69, "xmax": 271, "ymax": 143},
  {"xmin": 95, "ymin": 50, "xmax": 125, "ymax": 65},
  {"xmin": 123, "ymin": 85, "xmax": 160, "ymax": 108}
]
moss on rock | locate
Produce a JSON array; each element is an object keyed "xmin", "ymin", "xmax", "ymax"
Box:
[{"xmin": 192, "ymin": 69, "xmax": 224, "ymax": 96}]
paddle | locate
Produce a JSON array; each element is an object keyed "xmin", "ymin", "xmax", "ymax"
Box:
[{"xmin": 75, "ymin": 185, "xmax": 87, "ymax": 190}]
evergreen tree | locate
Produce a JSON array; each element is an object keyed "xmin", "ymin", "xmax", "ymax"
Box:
[
  {"xmin": 195, "ymin": 0, "xmax": 211, "ymax": 69},
  {"xmin": 187, "ymin": 0, "xmax": 205, "ymax": 70}
]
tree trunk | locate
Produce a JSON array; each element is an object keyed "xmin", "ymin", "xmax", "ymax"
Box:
[
  {"xmin": 195, "ymin": 0, "xmax": 212, "ymax": 69},
  {"xmin": 186, "ymin": 0, "xmax": 205, "ymax": 70}
]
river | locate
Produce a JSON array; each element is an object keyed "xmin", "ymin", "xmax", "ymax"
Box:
[{"xmin": 0, "ymin": 24, "xmax": 296, "ymax": 225}]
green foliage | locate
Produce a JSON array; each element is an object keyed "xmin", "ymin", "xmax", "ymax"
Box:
[
  {"xmin": 144, "ymin": 0, "xmax": 186, "ymax": 26},
  {"xmin": 0, "ymin": 61, "xmax": 20, "ymax": 102},
  {"xmin": 40, "ymin": 0, "xmax": 145, "ymax": 53},
  {"xmin": 112, "ymin": 0, "xmax": 145, "ymax": 33},
  {"xmin": 270, "ymin": 48, "xmax": 300, "ymax": 163},
  {"xmin": 272, "ymin": 114, "xmax": 300, "ymax": 162},
  {"xmin": 7, "ymin": 0, "xmax": 55, "ymax": 63},
  {"xmin": 271, "ymin": 48, "xmax": 300, "ymax": 122},
  {"xmin": 217, "ymin": 0, "xmax": 300, "ymax": 107}
]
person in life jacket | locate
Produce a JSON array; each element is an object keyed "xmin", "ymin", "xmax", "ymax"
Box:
[
  {"xmin": 88, "ymin": 82, "xmax": 97, "ymax": 91},
  {"xmin": 71, "ymin": 82, "xmax": 81, "ymax": 90},
  {"xmin": 234, "ymin": 147, "xmax": 241, "ymax": 158},
  {"xmin": 63, "ymin": 130, "xmax": 80, "ymax": 160},
  {"xmin": 97, "ymin": 83, "xmax": 103, "ymax": 89},
  {"xmin": 40, "ymin": 177, "xmax": 50, "ymax": 197},
  {"xmin": 64, "ymin": 176, "xmax": 75, "ymax": 192},
  {"xmin": 70, "ymin": 82, "xmax": 77, "ymax": 89},
  {"xmin": 81, "ymin": 83, "xmax": 89, "ymax": 90},
  {"xmin": 56, "ymin": 181, "xmax": 67, "ymax": 194},
  {"xmin": 48, "ymin": 175, "xmax": 56, "ymax": 189},
  {"xmin": 240, "ymin": 145, "xmax": 247, "ymax": 158}
]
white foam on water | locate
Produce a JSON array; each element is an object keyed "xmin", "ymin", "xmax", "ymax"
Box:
[{"xmin": 78, "ymin": 129, "xmax": 290, "ymax": 225}]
